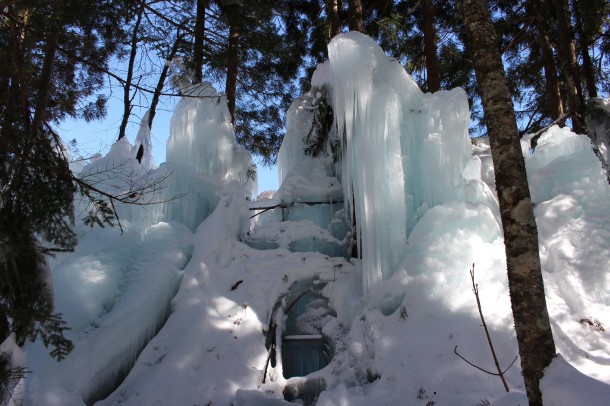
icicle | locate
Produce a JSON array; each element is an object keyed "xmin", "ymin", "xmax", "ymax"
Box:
[
  {"xmin": 132, "ymin": 110, "xmax": 154, "ymax": 170},
  {"xmin": 328, "ymin": 32, "xmax": 410, "ymax": 294},
  {"xmin": 327, "ymin": 33, "xmax": 475, "ymax": 294}
]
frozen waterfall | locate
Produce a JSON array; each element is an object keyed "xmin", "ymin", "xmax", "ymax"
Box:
[{"xmin": 280, "ymin": 32, "xmax": 491, "ymax": 294}]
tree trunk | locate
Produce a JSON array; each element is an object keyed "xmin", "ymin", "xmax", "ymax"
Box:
[
  {"xmin": 457, "ymin": 1, "xmax": 556, "ymax": 405},
  {"xmin": 225, "ymin": 6, "xmax": 240, "ymax": 125},
  {"xmin": 572, "ymin": 0, "xmax": 597, "ymax": 97},
  {"xmin": 537, "ymin": 30, "xmax": 564, "ymax": 120},
  {"xmin": 118, "ymin": 5, "xmax": 143, "ymax": 140},
  {"xmin": 554, "ymin": 0, "xmax": 585, "ymax": 133},
  {"xmin": 149, "ymin": 31, "xmax": 184, "ymax": 130},
  {"xmin": 193, "ymin": 0, "xmax": 206, "ymax": 83},
  {"xmin": 327, "ymin": 0, "xmax": 341, "ymax": 38},
  {"xmin": 531, "ymin": 0, "xmax": 564, "ymax": 121},
  {"xmin": 33, "ymin": 27, "xmax": 60, "ymax": 129},
  {"xmin": 348, "ymin": 0, "xmax": 364, "ymax": 32},
  {"xmin": 421, "ymin": 0, "xmax": 441, "ymax": 93}
]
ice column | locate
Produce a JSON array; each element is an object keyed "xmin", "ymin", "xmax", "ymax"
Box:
[
  {"xmin": 132, "ymin": 110, "xmax": 154, "ymax": 170},
  {"xmin": 327, "ymin": 32, "xmax": 474, "ymax": 294},
  {"xmin": 328, "ymin": 32, "xmax": 410, "ymax": 294},
  {"xmin": 166, "ymin": 82, "xmax": 253, "ymax": 187}
]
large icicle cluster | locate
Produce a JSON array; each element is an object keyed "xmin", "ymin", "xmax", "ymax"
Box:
[
  {"xmin": 278, "ymin": 32, "xmax": 491, "ymax": 293},
  {"xmin": 325, "ymin": 32, "xmax": 484, "ymax": 293},
  {"xmin": 160, "ymin": 83, "xmax": 256, "ymax": 229},
  {"xmin": 167, "ymin": 83, "xmax": 252, "ymax": 184},
  {"xmin": 23, "ymin": 83, "xmax": 258, "ymax": 405}
]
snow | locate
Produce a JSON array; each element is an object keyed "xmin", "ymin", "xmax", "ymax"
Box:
[
  {"xmin": 15, "ymin": 34, "xmax": 610, "ymax": 406},
  {"xmin": 541, "ymin": 354, "xmax": 610, "ymax": 406}
]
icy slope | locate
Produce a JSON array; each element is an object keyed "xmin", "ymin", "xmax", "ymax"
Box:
[{"xmin": 25, "ymin": 221, "xmax": 193, "ymax": 405}]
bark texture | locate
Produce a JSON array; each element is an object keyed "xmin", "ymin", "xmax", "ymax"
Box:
[
  {"xmin": 33, "ymin": 1, "xmax": 63, "ymax": 129},
  {"xmin": 422, "ymin": 0, "xmax": 441, "ymax": 92},
  {"xmin": 348, "ymin": 0, "xmax": 364, "ymax": 32},
  {"xmin": 457, "ymin": 1, "xmax": 556, "ymax": 405},
  {"xmin": 193, "ymin": 0, "xmax": 206, "ymax": 83},
  {"xmin": 572, "ymin": 0, "xmax": 597, "ymax": 97},
  {"xmin": 327, "ymin": 0, "xmax": 341, "ymax": 38},
  {"xmin": 225, "ymin": 6, "xmax": 240, "ymax": 125},
  {"xmin": 554, "ymin": 0, "xmax": 585, "ymax": 133},
  {"xmin": 532, "ymin": 0, "xmax": 564, "ymax": 121}
]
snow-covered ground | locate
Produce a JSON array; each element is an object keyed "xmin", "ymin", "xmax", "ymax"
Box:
[{"xmin": 6, "ymin": 33, "xmax": 610, "ymax": 406}]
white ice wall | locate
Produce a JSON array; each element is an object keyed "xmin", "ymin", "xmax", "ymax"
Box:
[
  {"xmin": 326, "ymin": 32, "xmax": 478, "ymax": 293},
  {"xmin": 166, "ymin": 82, "xmax": 256, "ymax": 198},
  {"xmin": 74, "ymin": 83, "xmax": 257, "ymax": 231}
]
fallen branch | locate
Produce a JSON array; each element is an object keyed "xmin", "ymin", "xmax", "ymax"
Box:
[{"xmin": 455, "ymin": 264, "xmax": 517, "ymax": 393}]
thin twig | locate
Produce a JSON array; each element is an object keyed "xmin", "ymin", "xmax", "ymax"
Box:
[
  {"xmin": 454, "ymin": 346, "xmax": 518, "ymax": 377},
  {"xmin": 527, "ymin": 113, "xmax": 569, "ymax": 142},
  {"xmin": 470, "ymin": 264, "xmax": 510, "ymax": 392},
  {"xmin": 455, "ymin": 264, "xmax": 517, "ymax": 392}
]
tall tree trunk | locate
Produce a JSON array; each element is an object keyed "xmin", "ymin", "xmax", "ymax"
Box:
[
  {"xmin": 33, "ymin": 0, "xmax": 63, "ymax": 130},
  {"xmin": 327, "ymin": 0, "xmax": 341, "ymax": 38},
  {"xmin": 554, "ymin": 0, "xmax": 585, "ymax": 133},
  {"xmin": 32, "ymin": 30, "xmax": 59, "ymax": 129},
  {"xmin": 457, "ymin": 1, "xmax": 556, "ymax": 405},
  {"xmin": 149, "ymin": 31, "xmax": 184, "ymax": 130},
  {"xmin": 193, "ymin": 0, "xmax": 206, "ymax": 83},
  {"xmin": 225, "ymin": 6, "xmax": 240, "ymax": 125},
  {"xmin": 348, "ymin": 0, "xmax": 364, "ymax": 32},
  {"xmin": 118, "ymin": 5, "xmax": 143, "ymax": 140},
  {"xmin": 531, "ymin": 0, "xmax": 564, "ymax": 121},
  {"xmin": 572, "ymin": 0, "xmax": 597, "ymax": 97},
  {"xmin": 421, "ymin": 0, "xmax": 441, "ymax": 93}
]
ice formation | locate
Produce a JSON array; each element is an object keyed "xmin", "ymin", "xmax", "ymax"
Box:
[
  {"xmin": 16, "ymin": 32, "xmax": 610, "ymax": 406},
  {"xmin": 73, "ymin": 82, "xmax": 257, "ymax": 231},
  {"xmin": 22, "ymin": 82, "xmax": 258, "ymax": 404},
  {"xmin": 280, "ymin": 32, "xmax": 492, "ymax": 293},
  {"xmin": 167, "ymin": 82, "xmax": 252, "ymax": 182},
  {"xmin": 132, "ymin": 110, "xmax": 154, "ymax": 170}
]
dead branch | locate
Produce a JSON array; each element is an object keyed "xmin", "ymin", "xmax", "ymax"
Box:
[{"xmin": 454, "ymin": 264, "xmax": 518, "ymax": 393}]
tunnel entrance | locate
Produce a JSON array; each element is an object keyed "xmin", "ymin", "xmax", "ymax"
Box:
[
  {"xmin": 265, "ymin": 279, "xmax": 335, "ymax": 405},
  {"xmin": 281, "ymin": 290, "xmax": 332, "ymax": 378}
]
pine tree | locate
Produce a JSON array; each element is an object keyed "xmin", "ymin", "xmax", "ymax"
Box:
[
  {"xmin": 0, "ymin": 0, "xmax": 129, "ymax": 378},
  {"xmin": 348, "ymin": 0, "xmax": 364, "ymax": 32},
  {"xmin": 421, "ymin": 0, "xmax": 441, "ymax": 92},
  {"xmin": 457, "ymin": 1, "xmax": 556, "ymax": 405},
  {"xmin": 554, "ymin": 0, "xmax": 586, "ymax": 133}
]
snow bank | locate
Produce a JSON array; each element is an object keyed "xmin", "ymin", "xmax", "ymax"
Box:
[
  {"xmin": 541, "ymin": 354, "xmax": 610, "ymax": 405},
  {"xmin": 95, "ymin": 185, "xmax": 352, "ymax": 405},
  {"xmin": 26, "ymin": 34, "xmax": 610, "ymax": 406}
]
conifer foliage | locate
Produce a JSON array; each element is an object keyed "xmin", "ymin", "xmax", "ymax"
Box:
[{"xmin": 0, "ymin": 0, "xmax": 129, "ymax": 373}]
